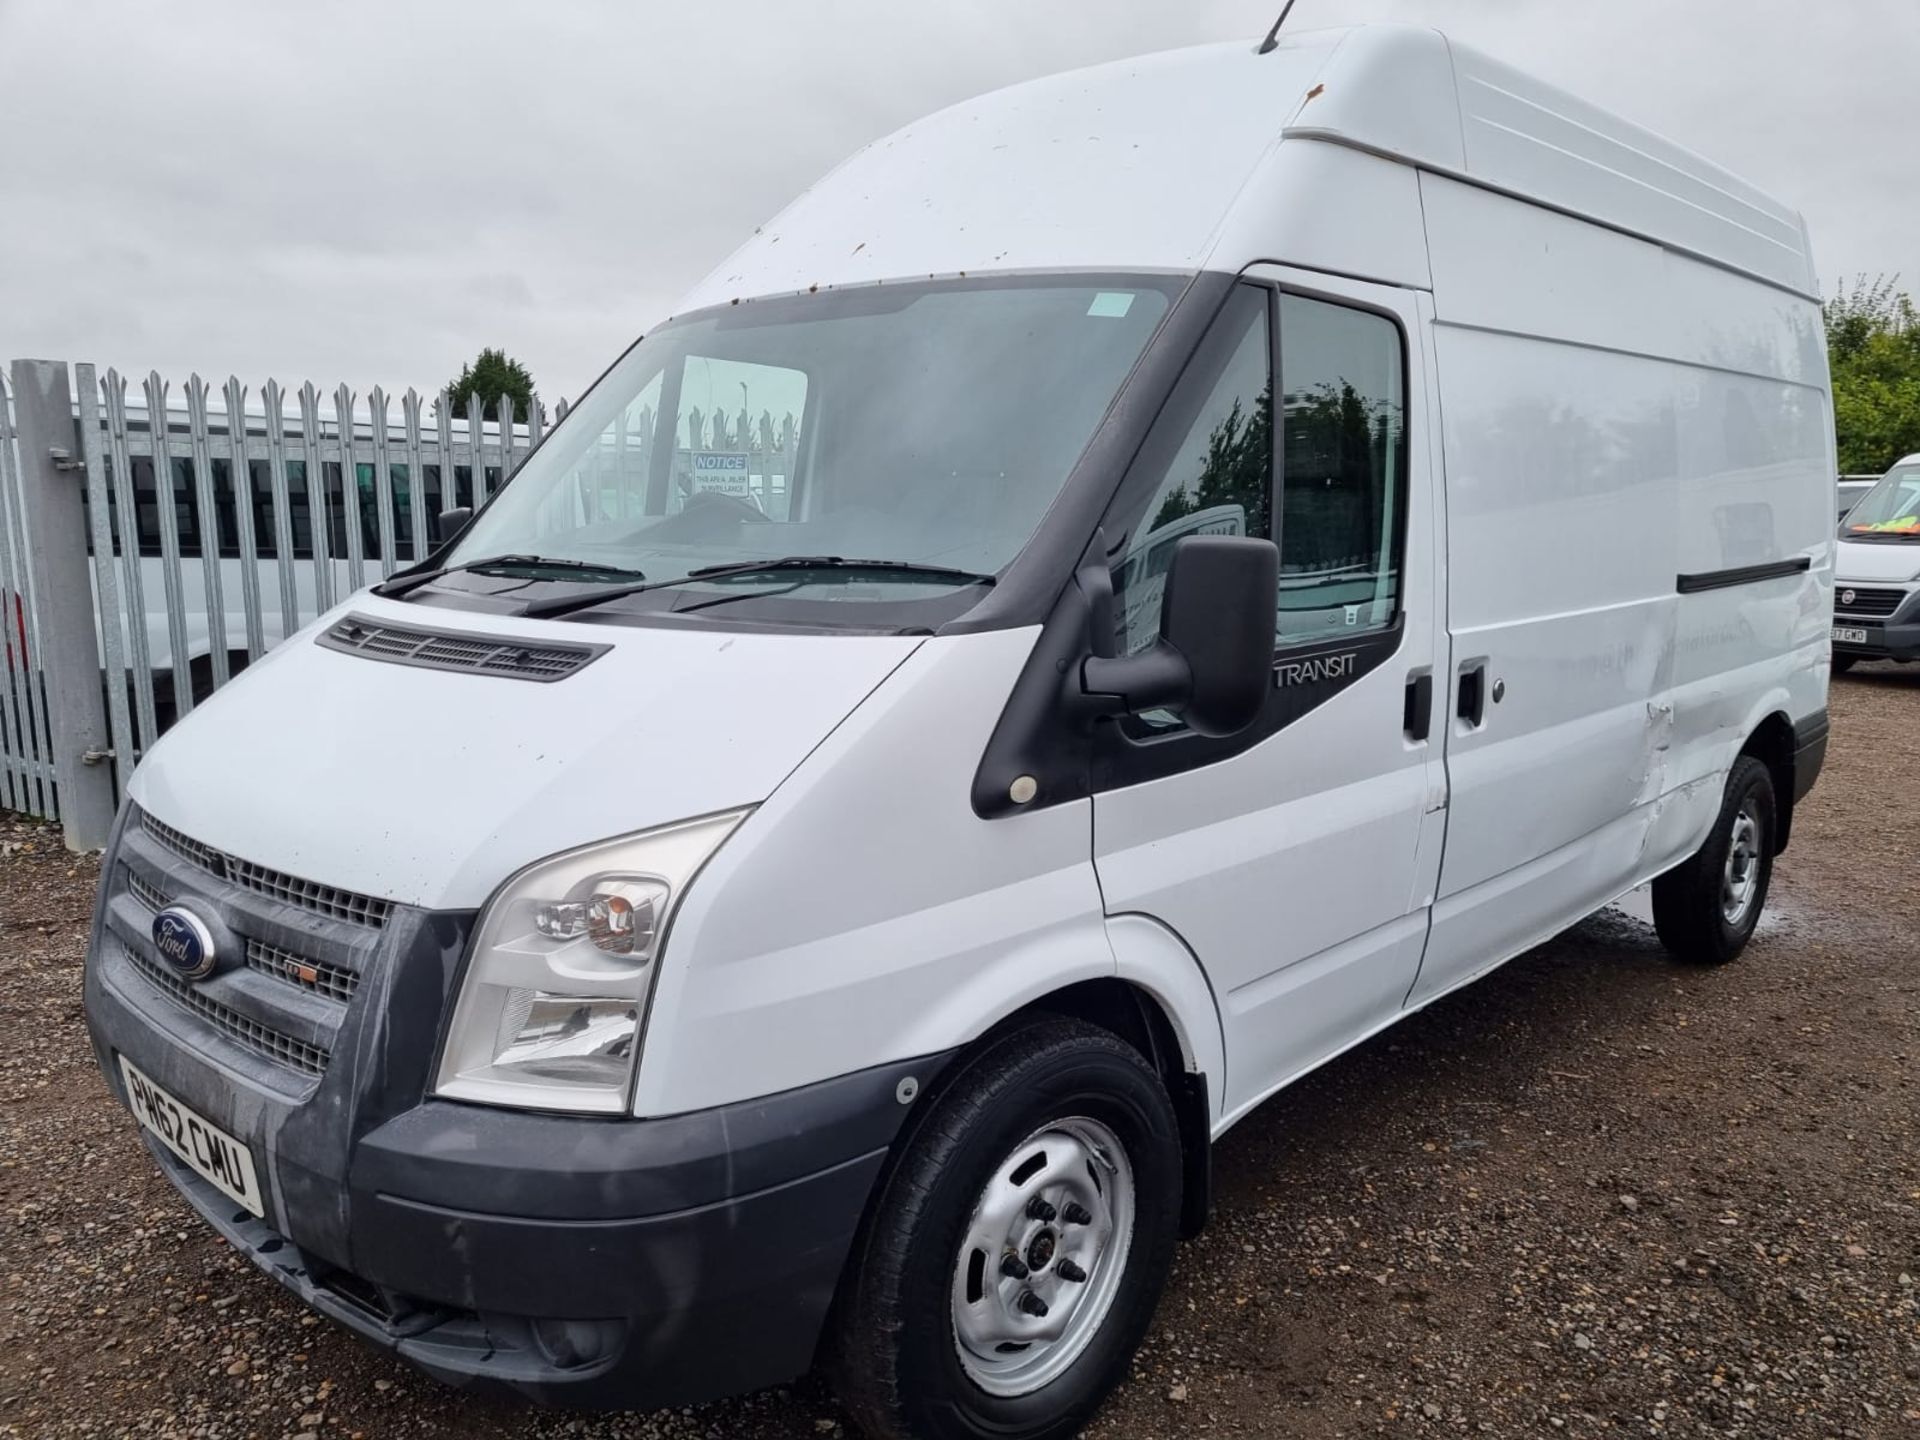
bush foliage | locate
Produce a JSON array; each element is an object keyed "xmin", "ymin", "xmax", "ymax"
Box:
[{"xmin": 1826, "ymin": 276, "xmax": 1920, "ymax": 475}]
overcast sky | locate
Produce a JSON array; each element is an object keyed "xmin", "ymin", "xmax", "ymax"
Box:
[{"xmin": 1, "ymin": 0, "xmax": 1912, "ymax": 402}]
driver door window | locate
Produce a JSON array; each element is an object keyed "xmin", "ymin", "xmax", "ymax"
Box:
[
  {"xmin": 1114, "ymin": 284, "xmax": 1272, "ymax": 656},
  {"xmin": 1277, "ymin": 295, "xmax": 1407, "ymax": 644},
  {"xmin": 1113, "ymin": 287, "xmax": 1409, "ymax": 660}
]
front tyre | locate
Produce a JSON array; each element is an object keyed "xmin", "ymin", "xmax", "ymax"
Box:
[
  {"xmin": 1651, "ymin": 753, "xmax": 1776, "ymax": 965},
  {"xmin": 830, "ymin": 1018, "xmax": 1182, "ymax": 1440}
]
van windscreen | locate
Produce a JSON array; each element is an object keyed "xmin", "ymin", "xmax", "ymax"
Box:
[
  {"xmin": 1844, "ymin": 467, "xmax": 1920, "ymax": 539},
  {"xmin": 441, "ymin": 276, "xmax": 1176, "ymax": 626}
]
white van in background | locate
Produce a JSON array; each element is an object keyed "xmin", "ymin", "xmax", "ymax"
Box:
[
  {"xmin": 85, "ymin": 25, "xmax": 1833, "ymax": 1440},
  {"xmin": 1832, "ymin": 453, "xmax": 1920, "ymax": 669}
]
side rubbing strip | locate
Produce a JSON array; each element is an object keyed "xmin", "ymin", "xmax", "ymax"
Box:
[{"xmin": 1675, "ymin": 557, "xmax": 1812, "ymax": 595}]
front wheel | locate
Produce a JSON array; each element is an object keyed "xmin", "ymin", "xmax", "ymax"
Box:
[
  {"xmin": 830, "ymin": 1018, "xmax": 1182, "ymax": 1440},
  {"xmin": 1833, "ymin": 655, "xmax": 1857, "ymax": 674},
  {"xmin": 1651, "ymin": 754, "xmax": 1776, "ymax": 965}
]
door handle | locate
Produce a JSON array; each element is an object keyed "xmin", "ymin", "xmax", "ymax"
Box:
[
  {"xmin": 1456, "ymin": 660, "xmax": 1488, "ymax": 728},
  {"xmin": 1403, "ymin": 671, "xmax": 1433, "ymax": 742}
]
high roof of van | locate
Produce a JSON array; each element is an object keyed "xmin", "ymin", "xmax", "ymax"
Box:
[{"xmin": 679, "ymin": 25, "xmax": 1815, "ymax": 313}]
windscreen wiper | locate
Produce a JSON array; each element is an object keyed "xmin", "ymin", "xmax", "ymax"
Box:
[
  {"xmin": 373, "ymin": 554, "xmax": 647, "ymax": 599},
  {"xmin": 687, "ymin": 556, "xmax": 996, "ymax": 585},
  {"xmin": 518, "ymin": 555, "xmax": 995, "ymax": 620}
]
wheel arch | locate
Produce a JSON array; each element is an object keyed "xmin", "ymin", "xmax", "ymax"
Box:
[
  {"xmin": 1738, "ymin": 707, "xmax": 1796, "ymax": 853},
  {"xmin": 985, "ymin": 976, "xmax": 1214, "ymax": 1239},
  {"xmin": 842, "ymin": 964, "xmax": 1221, "ymax": 1321}
]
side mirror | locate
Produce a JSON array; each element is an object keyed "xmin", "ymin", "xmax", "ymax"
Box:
[
  {"xmin": 435, "ymin": 506, "xmax": 473, "ymax": 545},
  {"xmin": 1080, "ymin": 534, "xmax": 1277, "ymax": 737}
]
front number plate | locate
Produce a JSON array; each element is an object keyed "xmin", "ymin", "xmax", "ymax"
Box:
[
  {"xmin": 118, "ymin": 1056, "xmax": 264, "ymax": 1217},
  {"xmin": 1832, "ymin": 626, "xmax": 1869, "ymax": 646}
]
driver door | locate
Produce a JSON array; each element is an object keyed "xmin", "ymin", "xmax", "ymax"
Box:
[{"xmin": 1091, "ymin": 269, "xmax": 1448, "ymax": 1122}]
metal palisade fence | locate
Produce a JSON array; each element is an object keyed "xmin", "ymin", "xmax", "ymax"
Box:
[
  {"xmin": 0, "ymin": 359, "xmax": 567, "ymax": 847},
  {"xmin": 0, "ymin": 370, "xmax": 51, "ymax": 817}
]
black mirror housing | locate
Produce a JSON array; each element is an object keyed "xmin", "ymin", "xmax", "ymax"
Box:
[
  {"xmin": 1159, "ymin": 534, "xmax": 1278, "ymax": 735},
  {"xmin": 435, "ymin": 506, "xmax": 473, "ymax": 546},
  {"xmin": 1080, "ymin": 534, "xmax": 1277, "ymax": 738}
]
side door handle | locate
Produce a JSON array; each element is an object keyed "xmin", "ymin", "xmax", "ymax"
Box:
[
  {"xmin": 1403, "ymin": 670, "xmax": 1433, "ymax": 742},
  {"xmin": 1456, "ymin": 659, "xmax": 1488, "ymax": 729}
]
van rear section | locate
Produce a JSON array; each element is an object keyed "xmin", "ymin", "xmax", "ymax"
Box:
[{"xmin": 84, "ymin": 23, "xmax": 1830, "ymax": 1440}]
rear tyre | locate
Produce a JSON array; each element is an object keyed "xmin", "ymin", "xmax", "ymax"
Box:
[
  {"xmin": 829, "ymin": 1018, "xmax": 1182, "ymax": 1440},
  {"xmin": 1651, "ymin": 754, "xmax": 1775, "ymax": 965},
  {"xmin": 1833, "ymin": 656, "xmax": 1857, "ymax": 674}
]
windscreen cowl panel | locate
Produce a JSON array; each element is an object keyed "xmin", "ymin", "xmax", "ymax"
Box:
[{"xmin": 316, "ymin": 615, "xmax": 608, "ymax": 683}]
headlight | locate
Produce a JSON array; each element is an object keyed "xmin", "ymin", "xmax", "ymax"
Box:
[{"xmin": 434, "ymin": 809, "xmax": 749, "ymax": 1113}]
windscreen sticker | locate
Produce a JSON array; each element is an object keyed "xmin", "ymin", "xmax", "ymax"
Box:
[{"xmin": 1087, "ymin": 291, "xmax": 1136, "ymax": 319}]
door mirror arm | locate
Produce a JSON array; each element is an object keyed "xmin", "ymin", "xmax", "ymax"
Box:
[
  {"xmin": 1068, "ymin": 534, "xmax": 1279, "ymax": 739},
  {"xmin": 1080, "ymin": 646, "xmax": 1192, "ymax": 718},
  {"xmin": 1067, "ymin": 560, "xmax": 1191, "ymax": 720},
  {"xmin": 968, "ymin": 532, "xmax": 1279, "ymax": 820}
]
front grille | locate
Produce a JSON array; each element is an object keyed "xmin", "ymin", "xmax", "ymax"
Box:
[
  {"xmin": 245, "ymin": 938, "xmax": 358, "ymax": 1004},
  {"xmin": 318, "ymin": 614, "xmax": 607, "ymax": 683},
  {"xmin": 1835, "ymin": 586, "xmax": 1907, "ymax": 618},
  {"xmin": 127, "ymin": 868, "xmax": 168, "ymax": 913},
  {"xmin": 122, "ymin": 863, "xmax": 360, "ymax": 1006},
  {"xmin": 225, "ymin": 855, "xmax": 390, "ymax": 928},
  {"xmin": 141, "ymin": 811, "xmax": 223, "ymax": 873},
  {"xmin": 141, "ymin": 810, "xmax": 390, "ymax": 929},
  {"xmin": 125, "ymin": 944, "xmax": 331, "ymax": 1077},
  {"xmin": 114, "ymin": 809, "xmax": 391, "ymax": 1086}
]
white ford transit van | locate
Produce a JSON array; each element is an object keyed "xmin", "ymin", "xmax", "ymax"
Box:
[
  {"xmin": 1832, "ymin": 453, "xmax": 1920, "ymax": 669},
  {"xmin": 84, "ymin": 25, "xmax": 1834, "ymax": 1440}
]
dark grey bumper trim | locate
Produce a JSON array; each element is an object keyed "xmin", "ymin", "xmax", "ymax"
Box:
[
  {"xmin": 1791, "ymin": 708, "xmax": 1829, "ymax": 803},
  {"xmin": 352, "ymin": 1052, "xmax": 948, "ymax": 1221}
]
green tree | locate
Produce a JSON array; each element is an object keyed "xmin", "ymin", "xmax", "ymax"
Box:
[
  {"xmin": 443, "ymin": 347, "xmax": 538, "ymax": 425},
  {"xmin": 1825, "ymin": 276, "xmax": 1920, "ymax": 474}
]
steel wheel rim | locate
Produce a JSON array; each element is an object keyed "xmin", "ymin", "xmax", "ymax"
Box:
[
  {"xmin": 949, "ymin": 1115, "xmax": 1136, "ymax": 1398},
  {"xmin": 1722, "ymin": 801, "xmax": 1762, "ymax": 925}
]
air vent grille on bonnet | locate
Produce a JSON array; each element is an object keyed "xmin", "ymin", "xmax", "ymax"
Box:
[{"xmin": 318, "ymin": 615, "xmax": 608, "ymax": 682}]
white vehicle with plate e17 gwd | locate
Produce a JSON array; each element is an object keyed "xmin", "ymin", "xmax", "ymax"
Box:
[
  {"xmin": 84, "ymin": 23, "xmax": 1834, "ymax": 1440},
  {"xmin": 1831, "ymin": 453, "xmax": 1920, "ymax": 669}
]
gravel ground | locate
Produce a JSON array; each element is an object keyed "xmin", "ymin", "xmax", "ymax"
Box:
[{"xmin": 2, "ymin": 668, "xmax": 1916, "ymax": 1439}]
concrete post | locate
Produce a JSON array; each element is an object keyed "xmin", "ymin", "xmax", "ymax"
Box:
[{"xmin": 9, "ymin": 360, "xmax": 115, "ymax": 851}]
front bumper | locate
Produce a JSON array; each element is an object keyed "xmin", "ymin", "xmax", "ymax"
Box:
[
  {"xmin": 83, "ymin": 805, "xmax": 949, "ymax": 1409},
  {"xmin": 1832, "ymin": 614, "xmax": 1920, "ymax": 661},
  {"xmin": 104, "ymin": 1057, "xmax": 932, "ymax": 1409}
]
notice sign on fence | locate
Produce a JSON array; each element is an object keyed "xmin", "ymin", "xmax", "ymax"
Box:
[{"xmin": 692, "ymin": 452, "xmax": 751, "ymax": 495}]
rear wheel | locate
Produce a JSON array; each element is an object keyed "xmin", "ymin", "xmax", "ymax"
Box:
[
  {"xmin": 830, "ymin": 1018, "xmax": 1182, "ymax": 1440},
  {"xmin": 1651, "ymin": 754, "xmax": 1775, "ymax": 965}
]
